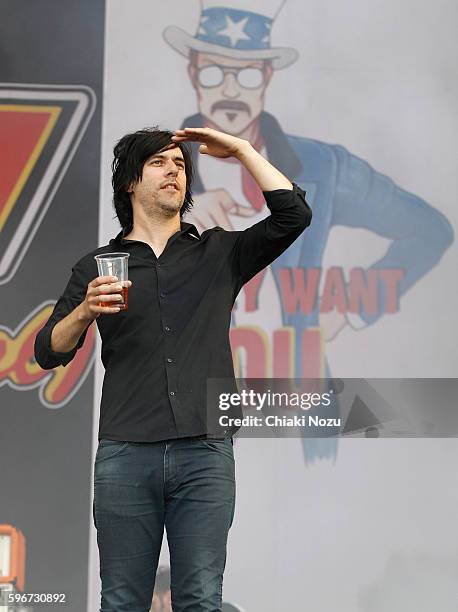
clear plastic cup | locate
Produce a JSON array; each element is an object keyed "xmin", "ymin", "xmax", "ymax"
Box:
[{"xmin": 94, "ymin": 253, "xmax": 130, "ymax": 310}]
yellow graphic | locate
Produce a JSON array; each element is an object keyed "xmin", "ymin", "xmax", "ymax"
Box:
[{"xmin": 0, "ymin": 104, "xmax": 61, "ymax": 231}]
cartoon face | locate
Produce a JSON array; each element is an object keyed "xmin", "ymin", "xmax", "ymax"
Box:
[{"xmin": 188, "ymin": 51, "xmax": 273, "ymax": 135}]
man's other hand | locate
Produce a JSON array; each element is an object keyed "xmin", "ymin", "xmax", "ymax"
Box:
[
  {"xmin": 79, "ymin": 276, "xmax": 133, "ymax": 321},
  {"xmin": 187, "ymin": 189, "xmax": 256, "ymax": 232}
]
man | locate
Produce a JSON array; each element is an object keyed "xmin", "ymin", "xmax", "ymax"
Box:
[
  {"xmin": 34, "ymin": 126, "xmax": 311, "ymax": 611},
  {"xmin": 163, "ymin": 0, "xmax": 454, "ymax": 461}
]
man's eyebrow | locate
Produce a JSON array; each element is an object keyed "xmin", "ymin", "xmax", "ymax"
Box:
[{"xmin": 149, "ymin": 153, "xmax": 185, "ymax": 162}]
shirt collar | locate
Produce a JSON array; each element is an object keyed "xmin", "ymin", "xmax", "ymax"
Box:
[{"xmin": 110, "ymin": 221, "xmax": 201, "ymax": 245}]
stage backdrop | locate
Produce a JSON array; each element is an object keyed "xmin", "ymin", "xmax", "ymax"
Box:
[
  {"xmin": 0, "ymin": 2, "xmax": 104, "ymax": 611},
  {"xmin": 92, "ymin": 1, "xmax": 458, "ymax": 611},
  {"xmin": 2, "ymin": 2, "xmax": 457, "ymax": 612}
]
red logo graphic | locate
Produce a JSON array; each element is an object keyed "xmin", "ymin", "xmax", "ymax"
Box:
[
  {"xmin": 0, "ymin": 303, "xmax": 95, "ymax": 408},
  {"xmin": 0, "ymin": 84, "xmax": 96, "ymax": 406},
  {"xmin": 0, "ymin": 84, "xmax": 95, "ymax": 284}
]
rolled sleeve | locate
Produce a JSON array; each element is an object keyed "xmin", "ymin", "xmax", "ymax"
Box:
[
  {"xmin": 262, "ymin": 182, "xmax": 312, "ymax": 229},
  {"xmin": 233, "ymin": 182, "xmax": 312, "ymax": 287},
  {"xmin": 34, "ymin": 259, "xmax": 92, "ymax": 370},
  {"xmin": 34, "ymin": 311, "xmax": 87, "ymax": 369}
]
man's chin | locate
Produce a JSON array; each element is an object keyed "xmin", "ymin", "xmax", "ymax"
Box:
[{"xmin": 158, "ymin": 200, "xmax": 183, "ymax": 218}]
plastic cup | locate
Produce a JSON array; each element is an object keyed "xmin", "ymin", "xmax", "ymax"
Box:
[{"xmin": 94, "ymin": 252, "xmax": 130, "ymax": 310}]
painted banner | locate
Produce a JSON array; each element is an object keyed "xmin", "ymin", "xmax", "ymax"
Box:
[
  {"xmin": 2, "ymin": 1, "xmax": 457, "ymax": 611},
  {"xmin": 96, "ymin": 1, "xmax": 457, "ymax": 611}
]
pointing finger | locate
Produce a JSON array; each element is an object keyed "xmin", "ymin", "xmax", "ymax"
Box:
[
  {"xmin": 219, "ymin": 193, "xmax": 255, "ymax": 218},
  {"xmin": 233, "ymin": 204, "xmax": 257, "ymax": 218}
]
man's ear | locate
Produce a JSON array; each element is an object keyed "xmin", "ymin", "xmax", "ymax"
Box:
[
  {"xmin": 264, "ymin": 62, "xmax": 274, "ymax": 87},
  {"xmin": 127, "ymin": 175, "xmax": 141, "ymax": 193},
  {"xmin": 188, "ymin": 63, "xmax": 197, "ymax": 90}
]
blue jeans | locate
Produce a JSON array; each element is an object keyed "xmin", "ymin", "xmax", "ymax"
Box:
[{"xmin": 93, "ymin": 437, "xmax": 236, "ymax": 612}]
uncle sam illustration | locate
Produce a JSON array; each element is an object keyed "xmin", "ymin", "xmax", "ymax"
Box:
[{"xmin": 163, "ymin": 0, "xmax": 454, "ymax": 462}]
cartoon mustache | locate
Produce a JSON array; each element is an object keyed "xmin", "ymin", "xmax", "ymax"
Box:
[{"xmin": 211, "ymin": 100, "xmax": 251, "ymax": 116}]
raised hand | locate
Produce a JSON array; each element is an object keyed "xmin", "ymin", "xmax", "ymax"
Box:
[
  {"xmin": 173, "ymin": 126, "xmax": 292, "ymax": 192},
  {"xmin": 171, "ymin": 127, "xmax": 249, "ymax": 159}
]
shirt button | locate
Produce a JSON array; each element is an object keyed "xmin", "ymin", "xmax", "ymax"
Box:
[
  {"xmin": 166, "ymin": 358, "xmax": 173, "ymax": 363},
  {"xmin": 160, "ymin": 292, "xmax": 166, "ymax": 298},
  {"xmin": 169, "ymin": 391, "xmax": 175, "ymax": 396},
  {"xmin": 165, "ymin": 326, "xmax": 171, "ymax": 332}
]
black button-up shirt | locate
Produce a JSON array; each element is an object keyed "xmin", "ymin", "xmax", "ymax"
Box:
[{"xmin": 34, "ymin": 184, "xmax": 312, "ymax": 442}]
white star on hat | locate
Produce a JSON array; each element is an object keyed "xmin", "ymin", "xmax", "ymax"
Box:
[{"xmin": 218, "ymin": 14, "xmax": 251, "ymax": 47}]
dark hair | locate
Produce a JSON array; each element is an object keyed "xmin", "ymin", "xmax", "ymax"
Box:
[{"xmin": 111, "ymin": 127, "xmax": 194, "ymax": 229}]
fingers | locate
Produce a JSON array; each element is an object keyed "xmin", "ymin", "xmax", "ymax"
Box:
[
  {"xmin": 232, "ymin": 204, "xmax": 257, "ymax": 218},
  {"xmin": 188, "ymin": 189, "xmax": 256, "ymax": 232},
  {"xmin": 182, "ymin": 127, "xmax": 209, "ymax": 132},
  {"xmin": 98, "ymin": 282, "xmax": 130, "ymax": 296},
  {"xmin": 91, "ymin": 305, "xmax": 122, "ymax": 315},
  {"xmin": 89, "ymin": 275, "xmax": 118, "ymax": 288},
  {"xmin": 219, "ymin": 191, "xmax": 255, "ymax": 219},
  {"xmin": 191, "ymin": 200, "xmax": 234, "ymax": 230},
  {"xmin": 87, "ymin": 294, "xmax": 122, "ymax": 316},
  {"xmin": 171, "ymin": 127, "xmax": 213, "ymax": 142},
  {"xmin": 209, "ymin": 207, "xmax": 234, "ymax": 231},
  {"xmin": 189, "ymin": 209, "xmax": 216, "ymax": 234},
  {"xmin": 90, "ymin": 277, "xmax": 132, "ymax": 293},
  {"xmin": 85, "ymin": 277, "xmax": 133, "ymax": 316},
  {"xmin": 188, "ymin": 190, "xmax": 234, "ymax": 231},
  {"xmin": 175, "ymin": 127, "xmax": 211, "ymax": 137},
  {"xmin": 97, "ymin": 291, "xmax": 124, "ymax": 302}
]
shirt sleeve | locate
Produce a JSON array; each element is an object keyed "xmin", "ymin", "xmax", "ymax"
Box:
[
  {"xmin": 34, "ymin": 258, "xmax": 92, "ymax": 369},
  {"xmin": 232, "ymin": 182, "xmax": 312, "ymax": 288}
]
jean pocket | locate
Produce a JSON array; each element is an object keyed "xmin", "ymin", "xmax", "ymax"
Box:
[
  {"xmin": 201, "ymin": 438, "xmax": 235, "ymax": 462},
  {"xmin": 95, "ymin": 439, "xmax": 129, "ymax": 464}
]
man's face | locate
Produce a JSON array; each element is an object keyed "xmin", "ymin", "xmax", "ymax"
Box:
[
  {"xmin": 130, "ymin": 145, "xmax": 186, "ymax": 219},
  {"xmin": 188, "ymin": 51, "xmax": 273, "ymax": 135}
]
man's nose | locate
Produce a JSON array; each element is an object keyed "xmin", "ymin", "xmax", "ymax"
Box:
[
  {"xmin": 164, "ymin": 160, "xmax": 179, "ymax": 175},
  {"xmin": 222, "ymin": 72, "xmax": 240, "ymax": 98}
]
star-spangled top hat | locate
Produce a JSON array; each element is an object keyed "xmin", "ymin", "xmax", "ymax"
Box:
[{"xmin": 163, "ymin": 0, "xmax": 298, "ymax": 70}]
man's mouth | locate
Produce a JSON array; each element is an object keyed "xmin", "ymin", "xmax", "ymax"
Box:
[
  {"xmin": 161, "ymin": 183, "xmax": 179, "ymax": 191},
  {"xmin": 211, "ymin": 100, "xmax": 251, "ymax": 117}
]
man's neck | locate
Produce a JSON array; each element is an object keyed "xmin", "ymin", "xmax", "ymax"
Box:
[{"xmin": 124, "ymin": 214, "xmax": 181, "ymax": 258}]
